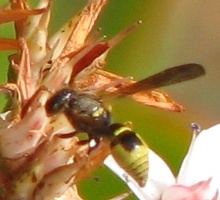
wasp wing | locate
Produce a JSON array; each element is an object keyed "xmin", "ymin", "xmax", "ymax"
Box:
[
  {"xmin": 116, "ymin": 63, "xmax": 205, "ymax": 96},
  {"xmin": 74, "ymin": 63, "xmax": 205, "ymax": 112}
]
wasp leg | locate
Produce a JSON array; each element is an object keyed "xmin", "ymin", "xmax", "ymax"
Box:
[
  {"xmin": 77, "ymin": 139, "xmax": 90, "ymax": 146},
  {"xmin": 56, "ymin": 131, "xmax": 77, "ymax": 139},
  {"xmin": 77, "ymin": 137, "xmax": 101, "ymax": 154}
]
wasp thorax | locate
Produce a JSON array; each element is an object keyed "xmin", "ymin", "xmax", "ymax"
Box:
[{"xmin": 46, "ymin": 88, "xmax": 149, "ymax": 187}]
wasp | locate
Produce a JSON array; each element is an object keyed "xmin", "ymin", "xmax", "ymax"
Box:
[{"xmin": 45, "ymin": 63, "xmax": 205, "ymax": 187}]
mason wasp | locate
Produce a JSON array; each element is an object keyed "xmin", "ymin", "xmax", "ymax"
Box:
[{"xmin": 46, "ymin": 63, "xmax": 205, "ymax": 187}]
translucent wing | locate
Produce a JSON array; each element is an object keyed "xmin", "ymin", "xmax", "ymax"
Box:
[
  {"xmin": 116, "ymin": 63, "xmax": 205, "ymax": 96},
  {"xmin": 74, "ymin": 64, "xmax": 205, "ymax": 112}
]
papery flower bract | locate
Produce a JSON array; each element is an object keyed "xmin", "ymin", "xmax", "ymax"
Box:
[{"xmin": 0, "ymin": 0, "xmax": 188, "ymax": 199}]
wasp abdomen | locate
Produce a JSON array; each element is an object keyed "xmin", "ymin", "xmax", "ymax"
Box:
[{"xmin": 109, "ymin": 124, "xmax": 149, "ymax": 187}]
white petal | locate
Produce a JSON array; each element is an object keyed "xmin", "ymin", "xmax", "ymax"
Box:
[
  {"xmin": 178, "ymin": 123, "xmax": 220, "ymax": 193},
  {"xmin": 104, "ymin": 150, "xmax": 175, "ymax": 200},
  {"xmin": 162, "ymin": 178, "xmax": 219, "ymax": 200}
]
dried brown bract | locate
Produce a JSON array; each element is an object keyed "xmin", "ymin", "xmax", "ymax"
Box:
[{"xmin": 0, "ymin": 0, "xmax": 185, "ymax": 199}]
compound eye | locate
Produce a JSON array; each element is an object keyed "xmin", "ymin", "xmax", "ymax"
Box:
[{"xmin": 46, "ymin": 89, "xmax": 75, "ymax": 115}]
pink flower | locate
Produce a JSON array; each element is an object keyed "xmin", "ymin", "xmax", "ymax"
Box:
[{"xmin": 104, "ymin": 123, "xmax": 220, "ymax": 200}]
